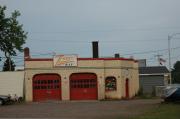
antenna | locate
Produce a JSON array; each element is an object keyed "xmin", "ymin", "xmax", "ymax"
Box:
[{"xmin": 154, "ymin": 54, "xmax": 163, "ymax": 66}]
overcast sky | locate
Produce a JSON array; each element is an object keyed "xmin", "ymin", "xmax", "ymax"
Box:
[{"xmin": 0, "ymin": 0, "xmax": 180, "ymax": 69}]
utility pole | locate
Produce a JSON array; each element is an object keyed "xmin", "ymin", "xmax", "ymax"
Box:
[
  {"xmin": 168, "ymin": 35, "xmax": 171, "ymax": 71},
  {"xmin": 168, "ymin": 35, "xmax": 172, "ymax": 84},
  {"xmin": 168, "ymin": 33, "xmax": 180, "ymax": 84}
]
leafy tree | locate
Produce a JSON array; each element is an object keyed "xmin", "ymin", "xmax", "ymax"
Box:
[
  {"xmin": 0, "ymin": 6, "xmax": 27, "ymax": 71},
  {"xmin": 172, "ymin": 61, "xmax": 180, "ymax": 83},
  {"xmin": 3, "ymin": 57, "xmax": 15, "ymax": 71}
]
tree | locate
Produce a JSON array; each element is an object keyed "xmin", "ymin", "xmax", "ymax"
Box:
[
  {"xmin": 0, "ymin": 6, "xmax": 27, "ymax": 71},
  {"xmin": 3, "ymin": 57, "xmax": 15, "ymax": 71},
  {"xmin": 172, "ymin": 61, "xmax": 180, "ymax": 83}
]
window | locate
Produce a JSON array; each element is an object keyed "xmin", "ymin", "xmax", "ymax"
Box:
[
  {"xmin": 105, "ymin": 76, "xmax": 117, "ymax": 91},
  {"xmin": 38, "ymin": 80, "xmax": 41, "ymax": 84}
]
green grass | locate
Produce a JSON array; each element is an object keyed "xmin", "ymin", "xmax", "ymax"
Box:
[{"xmin": 131, "ymin": 103, "xmax": 180, "ymax": 119}]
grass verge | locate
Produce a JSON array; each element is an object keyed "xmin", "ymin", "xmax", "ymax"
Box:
[{"xmin": 131, "ymin": 102, "xmax": 180, "ymax": 119}]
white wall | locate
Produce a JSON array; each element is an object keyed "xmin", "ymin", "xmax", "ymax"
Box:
[{"xmin": 0, "ymin": 71, "xmax": 24, "ymax": 97}]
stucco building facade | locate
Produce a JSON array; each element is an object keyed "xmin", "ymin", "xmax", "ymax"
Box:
[
  {"xmin": 24, "ymin": 43, "xmax": 139, "ymax": 102},
  {"xmin": 25, "ymin": 57, "xmax": 139, "ymax": 101}
]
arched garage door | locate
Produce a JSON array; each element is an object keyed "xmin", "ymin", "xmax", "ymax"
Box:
[
  {"xmin": 70, "ymin": 73, "xmax": 98, "ymax": 100},
  {"xmin": 33, "ymin": 74, "xmax": 61, "ymax": 102}
]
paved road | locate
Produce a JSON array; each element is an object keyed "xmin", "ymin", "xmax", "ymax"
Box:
[{"xmin": 0, "ymin": 99, "xmax": 162, "ymax": 119}]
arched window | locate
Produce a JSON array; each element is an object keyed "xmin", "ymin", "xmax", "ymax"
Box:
[{"xmin": 105, "ymin": 76, "xmax": 117, "ymax": 91}]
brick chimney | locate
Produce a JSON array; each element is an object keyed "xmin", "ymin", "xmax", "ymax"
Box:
[
  {"xmin": 92, "ymin": 41, "xmax": 99, "ymax": 58},
  {"xmin": 24, "ymin": 47, "xmax": 30, "ymax": 59},
  {"xmin": 114, "ymin": 53, "xmax": 120, "ymax": 58}
]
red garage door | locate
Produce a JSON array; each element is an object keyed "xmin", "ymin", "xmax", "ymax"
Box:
[
  {"xmin": 33, "ymin": 74, "xmax": 61, "ymax": 102},
  {"xmin": 70, "ymin": 73, "xmax": 98, "ymax": 100}
]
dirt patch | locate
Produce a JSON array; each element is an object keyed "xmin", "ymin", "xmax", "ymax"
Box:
[{"xmin": 0, "ymin": 99, "xmax": 162, "ymax": 119}]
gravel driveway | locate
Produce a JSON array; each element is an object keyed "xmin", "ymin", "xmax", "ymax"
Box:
[{"xmin": 0, "ymin": 99, "xmax": 162, "ymax": 119}]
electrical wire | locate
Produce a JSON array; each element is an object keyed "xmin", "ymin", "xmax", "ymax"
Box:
[
  {"xmin": 0, "ymin": 46, "xmax": 179, "ymax": 59},
  {"xmin": 28, "ymin": 38, "xmax": 180, "ymax": 42},
  {"xmin": 122, "ymin": 46, "xmax": 180, "ymax": 56},
  {"xmin": 28, "ymin": 26, "xmax": 180, "ymax": 34}
]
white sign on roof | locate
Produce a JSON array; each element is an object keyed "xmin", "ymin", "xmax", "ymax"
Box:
[{"xmin": 53, "ymin": 55, "xmax": 78, "ymax": 67}]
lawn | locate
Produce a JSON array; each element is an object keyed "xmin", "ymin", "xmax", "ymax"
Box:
[{"xmin": 131, "ymin": 102, "xmax": 180, "ymax": 119}]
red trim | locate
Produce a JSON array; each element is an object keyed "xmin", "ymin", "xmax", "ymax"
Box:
[
  {"xmin": 25, "ymin": 57, "xmax": 136, "ymax": 62},
  {"xmin": 78, "ymin": 58, "xmax": 134, "ymax": 61}
]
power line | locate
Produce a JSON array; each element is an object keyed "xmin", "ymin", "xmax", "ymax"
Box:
[
  {"xmin": 123, "ymin": 49, "xmax": 167, "ymax": 56},
  {"xmin": 29, "ymin": 38, "xmax": 172, "ymax": 42},
  {"xmin": 0, "ymin": 52, "xmax": 54, "ymax": 59},
  {"xmin": 27, "ymin": 37, "xmax": 180, "ymax": 45},
  {"xmin": 29, "ymin": 38, "xmax": 91, "ymax": 43},
  {"xmin": 0, "ymin": 46, "xmax": 179, "ymax": 59},
  {"xmin": 122, "ymin": 46, "xmax": 180, "ymax": 56},
  {"xmin": 14, "ymin": 60, "xmax": 24, "ymax": 64},
  {"xmin": 28, "ymin": 27, "xmax": 180, "ymax": 34}
]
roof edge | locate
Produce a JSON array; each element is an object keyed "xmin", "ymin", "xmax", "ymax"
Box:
[{"xmin": 25, "ymin": 57, "xmax": 137, "ymax": 62}]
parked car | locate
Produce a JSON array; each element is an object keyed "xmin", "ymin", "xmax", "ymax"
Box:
[
  {"xmin": 162, "ymin": 84, "xmax": 180, "ymax": 102},
  {"xmin": 0, "ymin": 95, "xmax": 11, "ymax": 105}
]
